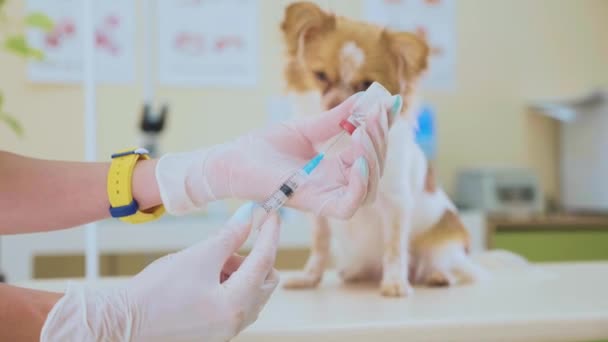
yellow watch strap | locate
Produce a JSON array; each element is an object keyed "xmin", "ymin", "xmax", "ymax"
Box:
[{"xmin": 107, "ymin": 148, "xmax": 165, "ymax": 224}]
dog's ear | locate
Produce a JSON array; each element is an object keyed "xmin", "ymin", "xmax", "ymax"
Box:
[
  {"xmin": 281, "ymin": 2, "xmax": 335, "ymax": 57},
  {"xmin": 382, "ymin": 30, "xmax": 430, "ymax": 84}
]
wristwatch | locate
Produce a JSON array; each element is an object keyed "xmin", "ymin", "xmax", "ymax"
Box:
[{"xmin": 107, "ymin": 147, "xmax": 165, "ymax": 224}]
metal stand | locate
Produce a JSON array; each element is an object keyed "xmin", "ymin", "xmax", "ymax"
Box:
[
  {"xmin": 139, "ymin": 103, "xmax": 168, "ymax": 269},
  {"xmin": 139, "ymin": 103, "xmax": 168, "ymax": 158},
  {"xmin": 83, "ymin": 0, "xmax": 99, "ymax": 281}
]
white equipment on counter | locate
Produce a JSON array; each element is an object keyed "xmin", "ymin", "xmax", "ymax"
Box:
[{"xmin": 455, "ymin": 167, "xmax": 544, "ymax": 216}]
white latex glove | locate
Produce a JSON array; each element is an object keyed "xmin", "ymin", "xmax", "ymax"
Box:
[
  {"xmin": 41, "ymin": 203, "xmax": 281, "ymax": 342},
  {"xmin": 157, "ymin": 87, "xmax": 401, "ymax": 218}
]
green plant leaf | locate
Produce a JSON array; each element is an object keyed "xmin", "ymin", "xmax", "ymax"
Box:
[
  {"xmin": 4, "ymin": 35, "xmax": 44, "ymax": 60},
  {"xmin": 0, "ymin": 112, "xmax": 24, "ymax": 137},
  {"xmin": 27, "ymin": 47, "xmax": 44, "ymax": 60},
  {"xmin": 5, "ymin": 35, "xmax": 29, "ymax": 57},
  {"xmin": 25, "ymin": 12, "xmax": 54, "ymax": 32},
  {"xmin": 0, "ymin": 92, "xmax": 24, "ymax": 137},
  {"xmin": 0, "ymin": 0, "xmax": 6, "ymax": 20}
]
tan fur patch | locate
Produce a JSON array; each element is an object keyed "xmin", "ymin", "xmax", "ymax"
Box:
[
  {"xmin": 411, "ymin": 210, "xmax": 471, "ymax": 256},
  {"xmin": 427, "ymin": 270, "xmax": 450, "ymax": 287},
  {"xmin": 424, "ymin": 164, "xmax": 437, "ymax": 193}
]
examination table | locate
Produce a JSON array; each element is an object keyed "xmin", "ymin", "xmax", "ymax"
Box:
[{"xmin": 17, "ymin": 262, "xmax": 608, "ymax": 342}]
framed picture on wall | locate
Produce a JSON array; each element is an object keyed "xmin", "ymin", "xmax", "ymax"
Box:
[
  {"xmin": 157, "ymin": 0, "xmax": 259, "ymax": 87},
  {"xmin": 26, "ymin": 0, "xmax": 135, "ymax": 84}
]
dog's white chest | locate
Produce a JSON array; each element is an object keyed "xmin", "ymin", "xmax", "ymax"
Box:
[{"xmin": 329, "ymin": 117, "xmax": 455, "ymax": 275}]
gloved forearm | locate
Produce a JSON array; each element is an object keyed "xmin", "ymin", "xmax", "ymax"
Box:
[
  {"xmin": 155, "ymin": 145, "xmax": 234, "ymax": 215},
  {"xmin": 41, "ymin": 203, "xmax": 281, "ymax": 342},
  {"xmin": 156, "ymin": 86, "xmax": 400, "ymax": 218},
  {"xmin": 41, "ymin": 284, "xmax": 132, "ymax": 342}
]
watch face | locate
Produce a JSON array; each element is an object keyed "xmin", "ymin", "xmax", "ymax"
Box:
[{"xmin": 133, "ymin": 148, "xmax": 150, "ymax": 155}]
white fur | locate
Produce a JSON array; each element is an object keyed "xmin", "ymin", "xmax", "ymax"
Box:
[
  {"xmin": 329, "ymin": 116, "xmax": 456, "ymax": 279},
  {"xmin": 339, "ymin": 41, "xmax": 365, "ymax": 85}
]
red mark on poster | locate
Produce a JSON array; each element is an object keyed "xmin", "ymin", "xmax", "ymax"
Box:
[
  {"xmin": 424, "ymin": 0, "xmax": 441, "ymax": 5},
  {"xmin": 96, "ymin": 13, "xmax": 122, "ymax": 56},
  {"xmin": 105, "ymin": 14, "xmax": 120, "ymax": 28},
  {"xmin": 44, "ymin": 14, "xmax": 122, "ymax": 56},
  {"xmin": 174, "ymin": 32, "xmax": 206, "ymax": 56},
  {"xmin": 45, "ymin": 18, "xmax": 75, "ymax": 48},
  {"xmin": 214, "ymin": 36, "xmax": 243, "ymax": 52}
]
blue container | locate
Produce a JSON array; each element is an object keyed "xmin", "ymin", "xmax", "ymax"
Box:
[{"xmin": 415, "ymin": 104, "xmax": 436, "ymax": 160}]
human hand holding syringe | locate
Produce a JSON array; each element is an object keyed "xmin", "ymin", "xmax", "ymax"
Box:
[
  {"xmin": 156, "ymin": 82, "xmax": 400, "ymax": 223},
  {"xmin": 249, "ymin": 82, "xmax": 400, "ymax": 229}
]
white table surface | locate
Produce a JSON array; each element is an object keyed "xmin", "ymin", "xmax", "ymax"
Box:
[{"xmin": 15, "ymin": 262, "xmax": 608, "ymax": 342}]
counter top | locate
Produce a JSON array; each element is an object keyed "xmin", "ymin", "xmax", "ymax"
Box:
[
  {"xmin": 487, "ymin": 213, "xmax": 608, "ymax": 229},
  {"xmin": 16, "ymin": 262, "xmax": 608, "ymax": 342}
]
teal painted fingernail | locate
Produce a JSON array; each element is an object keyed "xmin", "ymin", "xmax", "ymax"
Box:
[
  {"xmin": 229, "ymin": 202, "xmax": 254, "ymax": 225},
  {"xmin": 391, "ymin": 95, "xmax": 403, "ymax": 116},
  {"xmin": 356, "ymin": 157, "xmax": 368, "ymax": 178}
]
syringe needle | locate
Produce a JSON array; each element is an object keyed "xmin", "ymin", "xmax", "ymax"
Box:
[{"xmin": 323, "ymin": 131, "xmax": 346, "ymax": 154}]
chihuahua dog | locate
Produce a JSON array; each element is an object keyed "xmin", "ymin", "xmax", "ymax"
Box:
[{"xmin": 280, "ymin": 2, "xmax": 487, "ymax": 297}]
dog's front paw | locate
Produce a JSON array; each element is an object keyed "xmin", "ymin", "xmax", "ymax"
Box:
[
  {"xmin": 426, "ymin": 270, "xmax": 456, "ymax": 287},
  {"xmin": 380, "ymin": 278, "xmax": 414, "ymax": 297},
  {"xmin": 283, "ymin": 272, "xmax": 322, "ymax": 289}
]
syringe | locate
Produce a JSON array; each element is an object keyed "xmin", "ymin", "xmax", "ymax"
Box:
[
  {"xmin": 258, "ymin": 153, "xmax": 324, "ymax": 214},
  {"xmin": 250, "ymin": 82, "xmax": 393, "ymax": 228},
  {"xmin": 249, "ymin": 152, "xmax": 324, "ymax": 229},
  {"xmin": 254, "ymin": 123, "xmax": 355, "ymax": 218}
]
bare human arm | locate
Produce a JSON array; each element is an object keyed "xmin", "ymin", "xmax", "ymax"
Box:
[
  {"xmin": 0, "ymin": 150, "xmax": 160, "ymax": 340},
  {"xmin": 0, "ymin": 150, "xmax": 162, "ymax": 234},
  {"xmin": 0, "ymin": 284, "xmax": 61, "ymax": 342}
]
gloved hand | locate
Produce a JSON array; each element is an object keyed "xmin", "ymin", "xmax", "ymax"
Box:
[
  {"xmin": 157, "ymin": 89, "xmax": 402, "ymax": 218},
  {"xmin": 41, "ymin": 203, "xmax": 281, "ymax": 342}
]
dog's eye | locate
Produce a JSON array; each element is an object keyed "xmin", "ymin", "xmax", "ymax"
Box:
[{"xmin": 314, "ymin": 71, "xmax": 329, "ymax": 82}]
